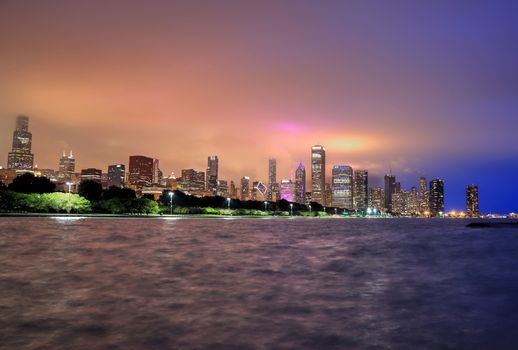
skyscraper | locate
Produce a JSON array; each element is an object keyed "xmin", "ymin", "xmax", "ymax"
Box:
[
  {"xmin": 7, "ymin": 115, "xmax": 34, "ymax": 171},
  {"xmin": 241, "ymin": 176, "xmax": 250, "ymax": 201},
  {"xmin": 419, "ymin": 177, "xmax": 429, "ymax": 214},
  {"xmin": 311, "ymin": 145, "xmax": 326, "ymax": 205},
  {"xmin": 179, "ymin": 169, "xmax": 205, "ymax": 195},
  {"xmin": 206, "ymin": 156, "xmax": 219, "ymax": 195},
  {"xmin": 353, "ymin": 170, "xmax": 368, "ymax": 212},
  {"xmin": 108, "ymin": 164, "xmax": 125, "ymax": 188},
  {"xmin": 280, "ymin": 179, "xmax": 295, "ymax": 202},
  {"xmin": 384, "ymin": 174, "xmax": 397, "ymax": 212},
  {"xmin": 80, "ymin": 168, "xmax": 102, "ymax": 183},
  {"xmin": 128, "ymin": 155, "xmax": 155, "ymax": 191},
  {"xmin": 466, "ymin": 185, "xmax": 479, "ymax": 217},
  {"xmin": 369, "ymin": 187, "xmax": 385, "ymax": 212},
  {"xmin": 331, "ymin": 165, "xmax": 353, "ymax": 209},
  {"xmin": 267, "ymin": 158, "xmax": 276, "ymax": 201},
  {"xmin": 429, "ymin": 179, "xmax": 445, "ymax": 217},
  {"xmin": 216, "ymin": 180, "xmax": 229, "ymax": 197},
  {"xmin": 294, "ymin": 162, "xmax": 306, "ymax": 205},
  {"xmin": 58, "ymin": 150, "xmax": 75, "ymax": 182}
]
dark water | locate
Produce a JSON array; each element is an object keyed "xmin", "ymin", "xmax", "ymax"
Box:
[{"xmin": 1, "ymin": 217, "xmax": 518, "ymax": 350}]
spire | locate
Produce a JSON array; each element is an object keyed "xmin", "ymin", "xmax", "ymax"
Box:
[
  {"xmin": 69, "ymin": 150, "xmax": 73, "ymax": 158},
  {"xmin": 62, "ymin": 150, "xmax": 66, "ymax": 157}
]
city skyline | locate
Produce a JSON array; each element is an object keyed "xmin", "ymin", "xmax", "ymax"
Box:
[{"xmin": 1, "ymin": 1, "xmax": 517, "ymax": 212}]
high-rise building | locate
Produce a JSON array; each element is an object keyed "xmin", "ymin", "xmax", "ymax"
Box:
[
  {"xmin": 80, "ymin": 168, "xmax": 102, "ymax": 183},
  {"xmin": 241, "ymin": 176, "xmax": 250, "ymax": 201},
  {"xmin": 325, "ymin": 183, "xmax": 332, "ymax": 207},
  {"xmin": 267, "ymin": 158, "xmax": 276, "ymax": 201},
  {"xmin": 384, "ymin": 174, "xmax": 397, "ymax": 212},
  {"xmin": 216, "ymin": 180, "xmax": 228, "ymax": 197},
  {"xmin": 369, "ymin": 187, "xmax": 384, "ymax": 212},
  {"xmin": 280, "ymin": 179, "xmax": 295, "ymax": 202},
  {"xmin": 429, "ymin": 179, "xmax": 445, "ymax": 217},
  {"xmin": 128, "ymin": 155, "xmax": 155, "ymax": 191},
  {"xmin": 179, "ymin": 169, "xmax": 205, "ymax": 195},
  {"xmin": 466, "ymin": 185, "xmax": 479, "ymax": 217},
  {"xmin": 7, "ymin": 115, "xmax": 34, "ymax": 171},
  {"xmin": 206, "ymin": 156, "xmax": 219, "ymax": 195},
  {"xmin": 152, "ymin": 159, "xmax": 161, "ymax": 185},
  {"xmin": 58, "ymin": 151, "xmax": 75, "ymax": 182},
  {"xmin": 311, "ymin": 145, "xmax": 326, "ymax": 205},
  {"xmin": 353, "ymin": 170, "xmax": 368, "ymax": 212},
  {"xmin": 229, "ymin": 180, "xmax": 237, "ymax": 199},
  {"xmin": 391, "ymin": 190, "xmax": 407, "ymax": 215},
  {"xmin": 107, "ymin": 164, "xmax": 125, "ymax": 188},
  {"xmin": 331, "ymin": 165, "xmax": 353, "ymax": 209},
  {"xmin": 295, "ymin": 162, "xmax": 306, "ymax": 205},
  {"xmin": 408, "ymin": 186, "xmax": 419, "ymax": 215},
  {"xmin": 419, "ymin": 177, "xmax": 429, "ymax": 214}
]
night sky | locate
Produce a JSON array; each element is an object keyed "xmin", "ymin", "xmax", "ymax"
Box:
[{"xmin": 1, "ymin": 0, "xmax": 517, "ymax": 213}]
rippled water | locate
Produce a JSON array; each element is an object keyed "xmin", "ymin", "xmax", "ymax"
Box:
[{"xmin": 1, "ymin": 217, "xmax": 518, "ymax": 349}]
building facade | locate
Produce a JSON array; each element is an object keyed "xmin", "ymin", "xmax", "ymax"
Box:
[
  {"xmin": 267, "ymin": 158, "xmax": 277, "ymax": 201},
  {"xmin": 107, "ymin": 164, "xmax": 125, "ymax": 188},
  {"xmin": 128, "ymin": 155, "xmax": 155, "ymax": 191},
  {"xmin": 353, "ymin": 170, "xmax": 368, "ymax": 212},
  {"xmin": 311, "ymin": 145, "xmax": 326, "ymax": 205},
  {"xmin": 384, "ymin": 174, "xmax": 397, "ymax": 212},
  {"xmin": 331, "ymin": 165, "xmax": 353, "ymax": 209},
  {"xmin": 466, "ymin": 185, "xmax": 479, "ymax": 217},
  {"xmin": 429, "ymin": 178, "xmax": 445, "ymax": 217},
  {"xmin": 7, "ymin": 115, "xmax": 34, "ymax": 171},
  {"xmin": 80, "ymin": 168, "xmax": 102, "ymax": 183},
  {"xmin": 294, "ymin": 162, "xmax": 306, "ymax": 205},
  {"xmin": 280, "ymin": 179, "xmax": 295, "ymax": 202},
  {"xmin": 206, "ymin": 156, "xmax": 219, "ymax": 195},
  {"xmin": 58, "ymin": 151, "xmax": 76, "ymax": 182},
  {"xmin": 419, "ymin": 177, "xmax": 429, "ymax": 214}
]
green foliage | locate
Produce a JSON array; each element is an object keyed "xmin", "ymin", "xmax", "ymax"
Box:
[
  {"xmin": 78, "ymin": 180, "xmax": 103, "ymax": 201},
  {"xmin": 0, "ymin": 190, "xmax": 91, "ymax": 213}
]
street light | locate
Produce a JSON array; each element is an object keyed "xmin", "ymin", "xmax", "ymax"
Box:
[
  {"xmin": 169, "ymin": 191, "xmax": 174, "ymax": 215},
  {"xmin": 66, "ymin": 182, "xmax": 73, "ymax": 214},
  {"xmin": 66, "ymin": 182, "xmax": 72, "ymax": 194},
  {"xmin": 334, "ymin": 208, "xmax": 337, "ymax": 215},
  {"xmin": 309, "ymin": 204, "xmax": 312, "ymax": 214},
  {"xmin": 264, "ymin": 201, "xmax": 268, "ymax": 211},
  {"xmin": 290, "ymin": 203, "xmax": 293, "ymax": 216},
  {"xmin": 227, "ymin": 197, "xmax": 231, "ymax": 209}
]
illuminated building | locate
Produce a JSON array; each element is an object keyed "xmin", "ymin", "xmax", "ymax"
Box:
[
  {"xmin": 353, "ymin": 170, "xmax": 368, "ymax": 211},
  {"xmin": 384, "ymin": 174, "xmax": 397, "ymax": 212},
  {"xmin": 267, "ymin": 158, "xmax": 276, "ymax": 201},
  {"xmin": 7, "ymin": 115, "xmax": 34, "ymax": 171},
  {"xmin": 253, "ymin": 181, "xmax": 267, "ymax": 201},
  {"xmin": 0, "ymin": 168, "xmax": 17, "ymax": 186},
  {"xmin": 36, "ymin": 169, "xmax": 57, "ymax": 182},
  {"xmin": 80, "ymin": 168, "xmax": 102, "ymax": 183},
  {"xmin": 152, "ymin": 160, "xmax": 161, "ymax": 185},
  {"xmin": 369, "ymin": 187, "xmax": 384, "ymax": 212},
  {"xmin": 429, "ymin": 178, "xmax": 445, "ymax": 217},
  {"xmin": 311, "ymin": 145, "xmax": 326, "ymax": 205},
  {"xmin": 419, "ymin": 177, "xmax": 429, "ymax": 214},
  {"xmin": 58, "ymin": 150, "xmax": 75, "ymax": 182},
  {"xmin": 107, "ymin": 164, "xmax": 125, "ymax": 188},
  {"xmin": 304, "ymin": 192, "xmax": 312, "ymax": 205},
  {"xmin": 295, "ymin": 162, "xmax": 306, "ymax": 205},
  {"xmin": 164, "ymin": 173, "xmax": 178, "ymax": 190},
  {"xmin": 466, "ymin": 185, "xmax": 479, "ymax": 217},
  {"xmin": 331, "ymin": 165, "xmax": 353, "ymax": 209},
  {"xmin": 206, "ymin": 156, "xmax": 218, "ymax": 195},
  {"xmin": 241, "ymin": 176, "xmax": 250, "ymax": 201},
  {"xmin": 229, "ymin": 180, "xmax": 237, "ymax": 198},
  {"xmin": 179, "ymin": 169, "xmax": 205, "ymax": 195},
  {"xmin": 128, "ymin": 155, "xmax": 155, "ymax": 191},
  {"xmin": 280, "ymin": 179, "xmax": 295, "ymax": 202},
  {"xmin": 391, "ymin": 190, "xmax": 407, "ymax": 215},
  {"xmin": 216, "ymin": 180, "xmax": 228, "ymax": 197},
  {"xmin": 408, "ymin": 186, "xmax": 419, "ymax": 215},
  {"xmin": 325, "ymin": 183, "xmax": 332, "ymax": 207}
]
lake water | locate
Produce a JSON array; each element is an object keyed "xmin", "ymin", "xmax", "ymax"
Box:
[{"xmin": 1, "ymin": 217, "xmax": 518, "ymax": 349}]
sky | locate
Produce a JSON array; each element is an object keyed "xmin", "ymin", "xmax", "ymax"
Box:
[{"xmin": 0, "ymin": 0, "xmax": 517, "ymax": 213}]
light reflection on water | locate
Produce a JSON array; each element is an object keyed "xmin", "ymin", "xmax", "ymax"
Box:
[{"xmin": 0, "ymin": 217, "xmax": 518, "ymax": 349}]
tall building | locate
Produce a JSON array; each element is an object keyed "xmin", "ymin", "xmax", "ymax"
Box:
[
  {"xmin": 7, "ymin": 115, "xmax": 34, "ymax": 171},
  {"xmin": 216, "ymin": 180, "xmax": 228, "ymax": 197},
  {"xmin": 294, "ymin": 162, "xmax": 306, "ymax": 205},
  {"xmin": 466, "ymin": 185, "xmax": 479, "ymax": 217},
  {"xmin": 384, "ymin": 174, "xmax": 397, "ymax": 212},
  {"xmin": 419, "ymin": 177, "xmax": 429, "ymax": 214},
  {"xmin": 229, "ymin": 180, "xmax": 237, "ymax": 199},
  {"xmin": 369, "ymin": 187, "xmax": 385, "ymax": 212},
  {"xmin": 80, "ymin": 168, "xmax": 102, "ymax": 183},
  {"xmin": 107, "ymin": 164, "xmax": 125, "ymax": 188},
  {"xmin": 280, "ymin": 179, "xmax": 295, "ymax": 202},
  {"xmin": 267, "ymin": 158, "xmax": 276, "ymax": 201},
  {"xmin": 325, "ymin": 183, "xmax": 332, "ymax": 207},
  {"xmin": 331, "ymin": 165, "xmax": 353, "ymax": 209},
  {"xmin": 311, "ymin": 145, "xmax": 326, "ymax": 205},
  {"xmin": 152, "ymin": 159, "xmax": 161, "ymax": 185},
  {"xmin": 206, "ymin": 156, "xmax": 219, "ymax": 195},
  {"xmin": 391, "ymin": 190, "xmax": 407, "ymax": 215},
  {"xmin": 429, "ymin": 179, "xmax": 445, "ymax": 217},
  {"xmin": 241, "ymin": 176, "xmax": 250, "ymax": 201},
  {"xmin": 408, "ymin": 186, "xmax": 419, "ymax": 215},
  {"xmin": 58, "ymin": 150, "xmax": 75, "ymax": 182},
  {"xmin": 353, "ymin": 170, "xmax": 368, "ymax": 212},
  {"xmin": 128, "ymin": 155, "xmax": 155, "ymax": 191},
  {"xmin": 179, "ymin": 169, "xmax": 205, "ymax": 195}
]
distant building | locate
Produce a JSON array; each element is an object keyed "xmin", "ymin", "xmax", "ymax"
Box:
[
  {"xmin": 7, "ymin": 115, "xmax": 34, "ymax": 171},
  {"xmin": 408, "ymin": 186, "xmax": 419, "ymax": 215},
  {"xmin": 384, "ymin": 174, "xmax": 397, "ymax": 212},
  {"xmin": 179, "ymin": 169, "xmax": 205, "ymax": 195},
  {"xmin": 107, "ymin": 164, "xmax": 125, "ymax": 188},
  {"xmin": 206, "ymin": 156, "xmax": 218, "ymax": 195},
  {"xmin": 80, "ymin": 168, "xmax": 102, "ymax": 183},
  {"xmin": 229, "ymin": 180, "xmax": 237, "ymax": 199},
  {"xmin": 353, "ymin": 170, "xmax": 368, "ymax": 212},
  {"xmin": 240, "ymin": 176, "xmax": 250, "ymax": 201},
  {"xmin": 391, "ymin": 190, "xmax": 407, "ymax": 215},
  {"xmin": 216, "ymin": 180, "xmax": 228, "ymax": 197},
  {"xmin": 466, "ymin": 185, "xmax": 479, "ymax": 217},
  {"xmin": 429, "ymin": 179, "xmax": 445, "ymax": 217},
  {"xmin": 280, "ymin": 179, "xmax": 295, "ymax": 202},
  {"xmin": 35, "ymin": 168, "xmax": 57, "ymax": 182},
  {"xmin": 304, "ymin": 191, "xmax": 312, "ymax": 206},
  {"xmin": 58, "ymin": 151, "xmax": 75, "ymax": 182},
  {"xmin": 331, "ymin": 165, "xmax": 353, "ymax": 209},
  {"xmin": 253, "ymin": 181, "xmax": 267, "ymax": 201},
  {"xmin": 369, "ymin": 187, "xmax": 384, "ymax": 212},
  {"xmin": 267, "ymin": 158, "xmax": 276, "ymax": 201},
  {"xmin": 294, "ymin": 162, "xmax": 306, "ymax": 205},
  {"xmin": 325, "ymin": 183, "xmax": 332, "ymax": 207},
  {"xmin": 128, "ymin": 155, "xmax": 155, "ymax": 191},
  {"xmin": 311, "ymin": 145, "xmax": 326, "ymax": 205},
  {"xmin": 0, "ymin": 168, "xmax": 17, "ymax": 186},
  {"xmin": 419, "ymin": 177, "xmax": 429, "ymax": 214}
]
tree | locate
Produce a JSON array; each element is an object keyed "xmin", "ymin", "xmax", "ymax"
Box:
[
  {"xmin": 8, "ymin": 173, "xmax": 56, "ymax": 194},
  {"xmin": 102, "ymin": 186, "xmax": 136, "ymax": 200},
  {"xmin": 78, "ymin": 180, "xmax": 103, "ymax": 202}
]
